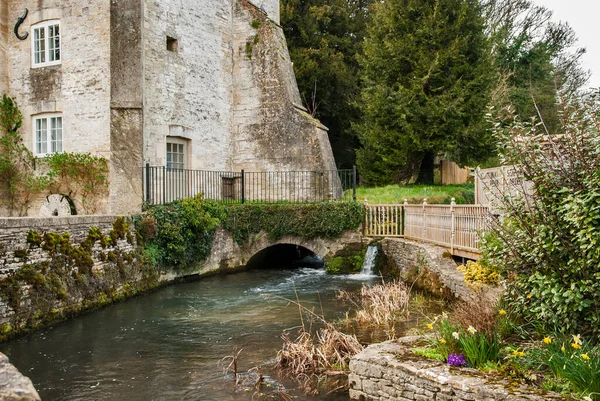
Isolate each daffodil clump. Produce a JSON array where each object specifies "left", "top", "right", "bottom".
[
  {"left": 538, "top": 334, "right": 600, "bottom": 400},
  {"left": 424, "top": 309, "right": 503, "bottom": 368}
]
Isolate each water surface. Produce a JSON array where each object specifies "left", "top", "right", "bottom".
[{"left": 2, "top": 268, "right": 380, "bottom": 401}]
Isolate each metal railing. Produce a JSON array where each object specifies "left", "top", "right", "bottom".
[
  {"left": 143, "top": 164, "right": 357, "bottom": 205},
  {"left": 365, "top": 199, "right": 491, "bottom": 258}
]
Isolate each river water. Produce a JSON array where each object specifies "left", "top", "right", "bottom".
[{"left": 1, "top": 267, "right": 385, "bottom": 401}]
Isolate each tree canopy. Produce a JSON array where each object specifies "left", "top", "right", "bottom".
[{"left": 355, "top": 0, "right": 495, "bottom": 185}]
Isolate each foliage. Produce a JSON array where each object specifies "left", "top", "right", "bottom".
[
  {"left": 0, "top": 95, "right": 50, "bottom": 215},
  {"left": 352, "top": 184, "right": 474, "bottom": 204},
  {"left": 223, "top": 202, "right": 364, "bottom": 245},
  {"left": 355, "top": 0, "right": 494, "bottom": 185},
  {"left": 281, "top": 0, "right": 373, "bottom": 168},
  {"left": 537, "top": 335, "right": 600, "bottom": 399},
  {"left": 413, "top": 347, "right": 445, "bottom": 362},
  {"left": 325, "top": 253, "right": 364, "bottom": 274},
  {"left": 483, "top": 0, "right": 589, "bottom": 134},
  {"left": 44, "top": 152, "right": 109, "bottom": 214},
  {"left": 457, "top": 260, "right": 501, "bottom": 288},
  {"left": 485, "top": 92, "right": 600, "bottom": 338},
  {"left": 140, "top": 195, "right": 224, "bottom": 271}
]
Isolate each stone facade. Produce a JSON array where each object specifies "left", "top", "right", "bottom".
[
  {"left": 1, "top": 0, "right": 337, "bottom": 216},
  {"left": 349, "top": 338, "right": 565, "bottom": 401},
  {"left": 0, "top": 352, "right": 40, "bottom": 401}
]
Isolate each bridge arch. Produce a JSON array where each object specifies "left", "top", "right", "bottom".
[{"left": 244, "top": 243, "right": 324, "bottom": 270}]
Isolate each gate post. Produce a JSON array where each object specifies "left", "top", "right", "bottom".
[
  {"left": 402, "top": 199, "right": 408, "bottom": 236},
  {"left": 145, "top": 163, "right": 150, "bottom": 203},
  {"left": 352, "top": 166, "right": 357, "bottom": 202},
  {"left": 241, "top": 169, "right": 245, "bottom": 204},
  {"left": 450, "top": 197, "right": 456, "bottom": 254},
  {"left": 422, "top": 198, "right": 427, "bottom": 240}
]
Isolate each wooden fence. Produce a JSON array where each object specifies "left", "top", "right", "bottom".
[{"left": 364, "top": 200, "right": 490, "bottom": 259}]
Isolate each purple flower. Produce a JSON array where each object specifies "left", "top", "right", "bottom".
[{"left": 447, "top": 353, "right": 467, "bottom": 367}]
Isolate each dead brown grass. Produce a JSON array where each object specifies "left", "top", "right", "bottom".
[
  {"left": 451, "top": 292, "right": 499, "bottom": 338},
  {"left": 337, "top": 280, "right": 411, "bottom": 328}
]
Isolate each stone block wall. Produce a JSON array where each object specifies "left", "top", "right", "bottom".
[
  {"left": 379, "top": 238, "right": 490, "bottom": 301},
  {"left": 349, "top": 338, "right": 564, "bottom": 401},
  {"left": 0, "top": 352, "right": 40, "bottom": 401},
  {"left": 0, "top": 215, "right": 161, "bottom": 340}
]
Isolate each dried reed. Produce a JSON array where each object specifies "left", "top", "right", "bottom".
[{"left": 338, "top": 280, "right": 411, "bottom": 328}]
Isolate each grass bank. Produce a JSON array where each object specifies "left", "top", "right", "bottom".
[{"left": 350, "top": 184, "right": 474, "bottom": 204}]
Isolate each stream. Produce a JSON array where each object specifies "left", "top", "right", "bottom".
[{"left": 1, "top": 266, "right": 386, "bottom": 401}]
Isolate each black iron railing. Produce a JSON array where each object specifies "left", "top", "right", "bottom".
[{"left": 143, "top": 164, "right": 357, "bottom": 205}]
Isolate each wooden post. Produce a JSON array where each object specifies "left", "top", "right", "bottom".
[
  {"left": 403, "top": 199, "right": 408, "bottom": 236},
  {"left": 364, "top": 199, "right": 369, "bottom": 236},
  {"left": 422, "top": 198, "right": 427, "bottom": 240},
  {"left": 450, "top": 197, "right": 456, "bottom": 255}
]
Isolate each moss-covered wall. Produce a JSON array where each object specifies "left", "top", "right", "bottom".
[{"left": 0, "top": 215, "right": 161, "bottom": 341}]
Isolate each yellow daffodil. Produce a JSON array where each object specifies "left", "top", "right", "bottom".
[
  {"left": 543, "top": 337, "right": 552, "bottom": 344},
  {"left": 512, "top": 350, "right": 526, "bottom": 358},
  {"left": 499, "top": 309, "right": 507, "bottom": 316},
  {"left": 581, "top": 353, "right": 590, "bottom": 360},
  {"left": 571, "top": 343, "right": 581, "bottom": 350},
  {"left": 452, "top": 332, "right": 460, "bottom": 340},
  {"left": 572, "top": 334, "right": 583, "bottom": 345},
  {"left": 467, "top": 326, "right": 477, "bottom": 334},
  {"left": 526, "top": 294, "right": 532, "bottom": 299},
  {"left": 439, "top": 338, "right": 447, "bottom": 344},
  {"left": 427, "top": 323, "right": 434, "bottom": 330},
  {"left": 561, "top": 345, "right": 566, "bottom": 352}
]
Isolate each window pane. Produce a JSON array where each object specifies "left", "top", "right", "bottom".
[
  {"left": 34, "top": 28, "right": 46, "bottom": 64},
  {"left": 36, "top": 118, "right": 47, "bottom": 154},
  {"left": 48, "top": 24, "right": 60, "bottom": 62},
  {"left": 50, "top": 117, "right": 63, "bottom": 153}
]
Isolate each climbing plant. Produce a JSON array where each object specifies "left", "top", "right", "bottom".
[
  {"left": 0, "top": 94, "right": 110, "bottom": 216},
  {"left": 0, "top": 95, "right": 51, "bottom": 215},
  {"left": 44, "top": 152, "right": 110, "bottom": 214}
]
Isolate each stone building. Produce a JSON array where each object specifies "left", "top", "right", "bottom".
[{"left": 0, "top": 0, "right": 337, "bottom": 215}]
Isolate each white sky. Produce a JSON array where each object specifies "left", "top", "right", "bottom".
[{"left": 533, "top": 0, "right": 600, "bottom": 88}]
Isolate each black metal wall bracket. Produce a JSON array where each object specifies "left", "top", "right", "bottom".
[{"left": 14, "top": 9, "right": 29, "bottom": 40}]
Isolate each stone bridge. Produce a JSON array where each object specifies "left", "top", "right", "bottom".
[{"left": 185, "top": 228, "right": 364, "bottom": 277}]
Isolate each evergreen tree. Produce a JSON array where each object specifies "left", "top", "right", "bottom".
[
  {"left": 281, "top": 0, "right": 373, "bottom": 168},
  {"left": 356, "top": 0, "right": 494, "bottom": 185}
]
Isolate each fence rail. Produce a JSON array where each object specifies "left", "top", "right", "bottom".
[
  {"left": 365, "top": 199, "right": 491, "bottom": 258},
  {"left": 142, "top": 165, "right": 356, "bottom": 205}
]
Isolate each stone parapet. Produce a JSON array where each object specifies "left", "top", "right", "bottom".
[
  {"left": 0, "top": 352, "right": 40, "bottom": 401},
  {"left": 349, "top": 337, "right": 564, "bottom": 401}
]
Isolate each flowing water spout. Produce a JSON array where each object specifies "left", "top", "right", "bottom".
[{"left": 360, "top": 245, "right": 378, "bottom": 276}]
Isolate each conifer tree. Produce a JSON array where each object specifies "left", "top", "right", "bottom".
[{"left": 355, "top": 0, "right": 494, "bottom": 185}]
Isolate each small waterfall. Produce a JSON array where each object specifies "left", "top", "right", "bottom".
[{"left": 360, "top": 245, "right": 378, "bottom": 276}]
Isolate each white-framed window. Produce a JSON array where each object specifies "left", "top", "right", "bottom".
[
  {"left": 166, "top": 138, "right": 187, "bottom": 170},
  {"left": 34, "top": 114, "right": 63, "bottom": 156},
  {"left": 31, "top": 20, "right": 61, "bottom": 67}
]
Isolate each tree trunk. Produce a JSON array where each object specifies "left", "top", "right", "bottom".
[{"left": 416, "top": 152, "right": 435, "bottom": 184}]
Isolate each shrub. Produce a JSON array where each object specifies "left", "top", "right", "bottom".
[
  {"left": 485, "top": 92, "right": 600, "bottom": 338},
  {"left": 457, "top": 260, "right": 501, "bottom": 288}
]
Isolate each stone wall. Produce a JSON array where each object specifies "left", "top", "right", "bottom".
[
  {"left": 231, "top": 2, "right": 337, "bottom": 173},
  {"left": 142, "top": 0, "right": 234, "bottom": 171},
  {"left": 0, "top": 215, "right": 161, "bottom": 340},
  {"left": 379, "top": 238, "right": 487, "bottom": 301},
  {"left": 349, "top": 337, "right": 564, "bottom": 401},
  {"left": 0, "top": 352, "right": 40, "bottom": 401},
  {"left": 0, "top": 1, "right": 8, "bottom": 96}
]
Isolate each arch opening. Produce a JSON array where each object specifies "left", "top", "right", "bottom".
[{"left": 245, "top": 244, "right": 324, "bottom": 270}]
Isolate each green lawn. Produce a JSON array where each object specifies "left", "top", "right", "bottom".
[{"left": 351, "top": 184, "right": 475, "bottom": 205}]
